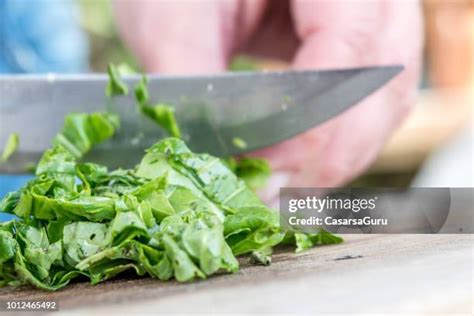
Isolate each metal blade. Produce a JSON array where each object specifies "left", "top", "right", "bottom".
[{"left": 0, "top": 65, "right": 402, "bottom": 172}]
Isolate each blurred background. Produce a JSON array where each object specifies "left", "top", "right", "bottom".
[{"left": 0, "top": 0, "right": 472, "bottom": 195}]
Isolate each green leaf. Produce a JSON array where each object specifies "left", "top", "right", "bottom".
[
  {"left": 15, "top": 224, "right": 63, "bottom": 281},
  {"left": 63, "top": 222, "right": 108, "bottom": 265},
  {"left": 134, "top": 75, "right": 149, "bottom": 106},
  {"left": 160, "top": 234, "right": 205, "bottom": 282},
  {"left": 12, "top": 250, "right": 79, "bottom": 291},
  {"left": 234, "top": 157, "right": 271, "bottom": 190},
  {"left": 232, "top": 137, "right": 247, "bottom": 149},
  {"left": 0, "top": 191, "right": 20, "bottom": 213},
  {"left": 11, "top": 191, "right": 33, "bottom": 219},
  {"left": 89, "top": 261, "right": 145, "bottom": 285},
  {"left": 224, "top": 206, "right": 284, "bottom": 255},
  {"left": 105, "top": 63, "right": 129, "bottom": 96},
  {"left": 131, "top": 176, "right": 176, "bottom": 221},
  {"left": 36, "top": 145, "right": 77, "bottom": 191},
  {"left": 142, "top": 104, "right": 181, "bottom": 138},
  {"left": 53, "top": 112, "right": 119, "bottom": 159},
  {"left": 134, "top": 242, "right": 173, "bottom": 280},
  {"left": 180, "top": 212, "right": 238, "bottom": 275},
  {"left": 36, "top": 146, "right": 76, "bottom": 176},
  {"left": 229, "top": 55, "right": 260, "bottom": 71},
  {"left": 116, "top": 62, "right": 137, "bottom": 75},
  {"left": 138, "top": 138, "right": 264, "bottom": 213},
  {"left": 2, "top": 133, "right": 19, "bottom": 162},
  {"left": 27, "top": 193, "right": 116, "bottom": 222},
  {"left": 293, "top": 230, "right": 344, "bottom": 253},
  {"left": 0, "top": 230, "right": 17, "bottom": 263},
  {"left": 133, "top": 75, "right": 181, "bottom": 138},
  {"left": 150, "top": 211, "right": 238, "bottom": 280},
  {"left": 250, "top": 249, "right": 272, "bottom": 266},
  {"left": 107, "top": 210, "right": 149, "bottom": 246}
]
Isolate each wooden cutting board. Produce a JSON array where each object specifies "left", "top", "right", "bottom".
[{"left": 1, "top": 234, "right": 472, "bottom": 314}]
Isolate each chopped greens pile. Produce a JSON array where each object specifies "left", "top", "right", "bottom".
[{"left": 0, "top": 64, "right": 342, "bottom": 291}]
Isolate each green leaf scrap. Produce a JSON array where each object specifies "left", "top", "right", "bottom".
[
  {"left": 142, "top": 104, "right": 181, "bottom": 138},
  {"left": 232, "top": 137, "right": 247, "bottom": 150},
  {"left": 106, "top": 63, "right": 129, "bottom": 97},
  {"left": 234, "top": 157, "right": 271, "bottom": 190},
  {"left": 53, "top": 112, "right": 120, "bottom": 159},
  {"left": 134, "top": 75, "right": 181, "bottom": 138},
  {"left": 2, "top": 133, "right": 19, "bottom": 162}
]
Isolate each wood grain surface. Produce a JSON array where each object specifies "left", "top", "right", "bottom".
[{"left": 1, "top": 234, "right": 472, "bottom": 315}]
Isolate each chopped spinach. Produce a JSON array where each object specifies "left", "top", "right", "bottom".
[
  {"left": 293, "top": 231, "right": 344, "bottom": 253},
  {"left": 0, "top": 66, "right": 342, "bottom": 291},
  {"left": 53, "top": 112, "right": 120, "bottom": 159},
  {"left": 133, "top": 75, "right": 181, "bottom": 138},
  {"left": 0, "top": 138, "right": 341, "bottom": 290},
  {"left": 232, "top": 137, "right": 247, "bottom": 149},
  {"left": 115, "top": 62, "right": 137, "bottom": 75},
  {"left": 2, "top": 133, "right": 19, "bottom": 162},
  {"left": 140, "top": 104, "right": 181, "bottom": 138},
  {"left": 105, "top": 63, "right": 129, "bottom": 97},
  {"left": 234, "top": 157, "right": 271, "bottom": 190}
]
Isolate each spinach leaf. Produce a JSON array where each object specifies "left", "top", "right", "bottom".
[
  {"left": 138, "top": 138, "right": 264, "bottom": 213},
  {"left": 232, "top": 137, "right": 247, "bottom": 150},
  {"left": 133, "top": 75, "right": 181, "bottom": 138},
  {"left": 151, "top": 210, "right": 238, "bottom": 281},
  {"left": 250, "top": 248, "right": 272, "bottom": 266},
  {"left": 293, "top": 230, "right": 344, "bottom": 253},
  {"left": 224, "top": 206, "right": 284, "bottom": 255},
  {"left": 142, "top": 104, "right": 181, "bottom": 138},
  {"left": 63, "top": 222, "right": 108, "bottom": 265},
  {"left": 0, "top": 228, "right": 17, "bottom": 264},
  {"left": 134, "top": 75, "right": 150, "bottom": 106},
  {"left": 115, "top": 63, "right": 137, "bottom": 75},
  {"left": 2, "top": 133, "right": 19, "bottom": 162},
  {"left": 53, "top": 112, "right": 120, "bottom": 159},
  {"left": 234, "top": 157, "right": 271, "bottom": 190},
  {"left": 229, "top": 55, "right": 260, "bottom": 71},
  {"left": 105, "top": 63, "right": 129, "bottom": 97}
]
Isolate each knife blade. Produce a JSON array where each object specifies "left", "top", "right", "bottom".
[{"left": 0, "top": 65, "right": 402, "bottom": 172}]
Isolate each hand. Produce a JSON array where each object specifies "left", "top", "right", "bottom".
[{"left": 114, "top": 0, "right": 423, "bottom": 203}]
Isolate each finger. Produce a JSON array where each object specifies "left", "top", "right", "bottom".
[
  {"left": 113, "top": 0, "right": 230, "bottom": 74},
  {"left": 292, "top": 0, "right": 422, "bottom": 180},
  {"left": 291, "top": 1, "right": 382, "bottom": 68},
  {"left": 113, "top": 0, "right": 267, "bottom": 74},
  {"left": 291, "top": 0, "right": 422, "bottom": 110},
  {"left": 255, "top": 0, "right": 422, "bottom": 201}
]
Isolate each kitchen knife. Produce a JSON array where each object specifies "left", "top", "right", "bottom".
[{"left": 0, "top": 65, "right": 402, "bottom": 172}]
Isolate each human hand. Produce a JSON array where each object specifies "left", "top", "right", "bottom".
[{"left": 114, "top": 0, "right": 423, "bottom": 203}]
